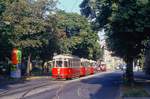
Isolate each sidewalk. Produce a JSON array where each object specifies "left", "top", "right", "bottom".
[
  {"left": 117, "top": 71, "right": 150, "bottom": 99},
  {"left": 145, "top": 86, "right": 150, "bottom": 95},
  {"left": 0, "top": 75, "right": 51, "bottom": 84},
  {"left": 135, "top": 72, "right": 150, "bottom": 95},
  {"left": 2, "top": 76, "right": 51, "bottom": 82}
]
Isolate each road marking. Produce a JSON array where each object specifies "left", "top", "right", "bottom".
[
  {"left": 51, "top": 71, "right": 113, "bottom": 99},
  {"left": 0, "top": 81, "right": 58, "bottom": 97},
  {"left": 55, "top": 85, "right": 63, "bottom": 99},
  {"left": 1, "top": 71, "right": 114, "bottom": 99},
  {"left": 24, "top": 85, "right": 60, "bottom": 97},
  {"left": 77, "top": 87, "right": 81, "bottom": 96},
  {"left": 0, "top": 90, "right": 9, "bottom": 96}
]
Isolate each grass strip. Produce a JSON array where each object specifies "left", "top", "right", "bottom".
[{"left": 122, "top": 86, "right": 150, "bottom": 97}]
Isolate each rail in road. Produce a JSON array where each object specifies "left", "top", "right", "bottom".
[
  {"left": 0, "top": 78, "right": 65, "bottom": 99},
  {"left": 0, "top": 71, "right": 114, "bottom": 99}
]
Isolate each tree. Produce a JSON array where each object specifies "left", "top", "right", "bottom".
[
  {"left": 0, "top": 0, "right": 16, "bottom": 62},
  {"left": 80, "top": 0, "right": 150, "bottom": 83},
  {"left": 107, "top": 0, "right": 150, "bottom": 83},
  {"left": 1, "top": 0, "right": 59, "bottom": 75},
  {"left": 80, "top": 0, "right": 112, "bottom": 30},
  {"left": 55, "top": 11, "right": 102, "bottom": 60}
]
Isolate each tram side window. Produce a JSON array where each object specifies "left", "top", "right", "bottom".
[
  {"left": 56, "top": 61, "right": 63, "bottom": 67},
  {"left": 72, "top": 60, "right": 75, "bottom": 67},
  {"left": 74, "top": 60, "right": 77, "bottom": 67},
  {"left": 53, "top": 61, "right": 55, "bottom": 67},
  {"left": 76, "top": 60, "right": 80, "bottom": 67},
  {"left": 73, "top": 60, "right": 79, "bottom": 68},
  {"left": 77, "top": 61, "right": 80, "bottom": 67},
  {"left": 64, "top": 61, "right": 68, "bottom": 67},
  {"left": 69, "top": 60, "right": 72, "bottom": 68},
  {"left": 71, "top": 60, "right": 74, "bottom": 67}
]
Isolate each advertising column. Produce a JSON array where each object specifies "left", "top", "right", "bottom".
[{"left": 10, "top": 48, "right": 22, "bottom": 78}]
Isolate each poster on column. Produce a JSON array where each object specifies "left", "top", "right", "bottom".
[
  {"left": 10, "top": 48, "right": 22, "bottom": 78},
  {"left": 10, "top": 64, "right": 21, "bottom": 78}
]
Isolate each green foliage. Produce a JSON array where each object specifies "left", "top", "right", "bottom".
[
  {"left": 123, "top": 87, "right": 150, "bottom": 97},
  {"left": 81, "top": 0, "right": 150, "bottom": 55},
  {"left": 80, "top": 0, "right": 112, "bottom": 30},
  {"left": 80, "top": 0, "right": 150, "bottom": 82},
  {"left": 0, "top": 0, "right": 59, "bottom": 62},
  {"left": 80, "top": 0, "right": 149, "bottom": 59},
  {"left": 0, "top": 0, "right": 15, "bottom": 61},
  {"left": 108, "top": 0, "right": 150, "bottom": 60},
  {"left": 55, "top": 11, "right": 102, "bottom": 60},
  {"left": 0, "top": 0, "right": 102, "bottom": 66},
  {"left": 2, "top": 0, "right": 45, "bottom": 48}
]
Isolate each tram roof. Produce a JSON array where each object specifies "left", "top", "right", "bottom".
[
  {"left": 80, "top": 58, "right": 89, "bottom": 62},
  {"left": 89, "top": 60, "right": 96, "bottom": 63},
  {"left": 80, "top": 58, "right": 96, "bottom": 63},
  {"left": 101, "top": 61, "right": 106, "bottom": 64},
  {"left": 53, "top": 54, "right": 80, "bottom": 59}
]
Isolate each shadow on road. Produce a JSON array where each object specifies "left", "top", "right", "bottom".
[
  {"left": 80, "top": 71, "right": 123, "bottom": 99},
  {"left": 0, "top": 77, "right": 27, "bottom": 93}
]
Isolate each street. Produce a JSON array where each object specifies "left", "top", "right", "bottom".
[
  {"left": 0, "top": 0, "right": 149, "bottom": 98},
  {"left": 0, "top": 71, "right": 123, "bottom": 99}
]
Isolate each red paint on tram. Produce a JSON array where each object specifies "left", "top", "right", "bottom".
[
  {"left": 52, "top": 54, "right": 103, "bottom": 80},
  {"left": 80, "top": 67, "right": 86, "bottom": 77}
]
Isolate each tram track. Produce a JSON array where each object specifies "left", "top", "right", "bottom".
[
  {"left": 0, "top": 72, "right": 111, "bottom": 99},
  {"left": 0, "top": 78, "right": 52, "bottom": 95},
  {"left": 19, "top": 82, "right": 61, "bottom": 99},
  {"left": 0, "top": 80, "right": 64, "bottom": 98},
  {"left": 0, "top": 81, "right": 46, "bottom": 95},
  {"left": 0, "top": 77, "right": 79, "bottom": 98},
  {"left": 17, "top": 76, "right": 94, "bottom": 99},
  {"left": 0, "top": 81, "right": 48, "bottom": 96}
]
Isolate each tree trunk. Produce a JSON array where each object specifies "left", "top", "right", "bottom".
[
  {"left": 42, "top": 60, "right": 46, "bottom": 74},
  {"left": 125, "top": 58, "right": 134, "bottom": 85},
  {"left": 144, "top": 47, "right": 150, "bottom": 75},
  {"left": 27, "top": 54, "right": 31, "bottom": 76}
]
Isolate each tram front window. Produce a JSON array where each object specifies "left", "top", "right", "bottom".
[{"left": 56, "top": 61, "right": 63, "bottom": 67}]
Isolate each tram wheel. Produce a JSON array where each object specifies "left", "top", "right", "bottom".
[{"left": 66, "top": 78, "right": 72, "bottom": 80}]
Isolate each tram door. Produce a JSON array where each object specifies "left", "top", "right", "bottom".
[{"left": 47, "top": 61, "right": 53, "bottom": 76}]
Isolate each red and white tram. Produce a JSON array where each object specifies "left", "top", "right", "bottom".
[
  {"left": 52, "top": 54, "right": 99, "bottom": 80},
  {"left": 80, "top": 58, "right": 95, "bottom": 75},
  {"left": 52, "top": 54, "right": 81, "bottom": 79},
  {"left": 80, "top": 58, "right": 88, "bottom": 76},
  {"left": 89, "top": 60, "right": 95, "bottom": 74}
]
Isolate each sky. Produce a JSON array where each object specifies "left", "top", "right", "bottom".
[{"left": 57, "top": 0, "right": 83, "bottom": 14}]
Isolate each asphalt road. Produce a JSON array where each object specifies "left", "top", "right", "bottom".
[
  {"left": 0, "top": 77, "right": 64, "bottom": 99},
  {"left": 24, "top": 71, "right": 123, "bottom": 99}
]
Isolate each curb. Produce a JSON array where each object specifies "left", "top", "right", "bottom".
[
  {"left": 25, "top": 76, "right": 51, "bottom": 80},
  {"left": 116, "top": 86, "right": 122, "bottom": 99}
]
